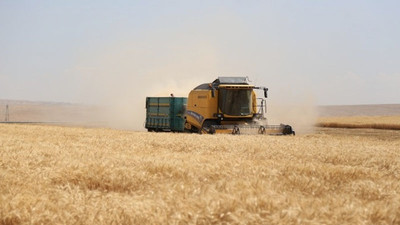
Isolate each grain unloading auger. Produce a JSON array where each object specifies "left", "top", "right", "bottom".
[{"left": 145, "top": 77, "right": 295, "bottom": 135}]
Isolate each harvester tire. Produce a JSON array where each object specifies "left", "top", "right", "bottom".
[
  {"left": 209, "top": 126, "right": 216, "bottom": 134},
  {"left": 258, "top": 126, "right": 266, "bottom": 134},
  {"left": 232, "top": 126, "right": 240, "bottom": 135}
]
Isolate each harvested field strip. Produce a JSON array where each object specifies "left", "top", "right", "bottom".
[
  {"left": 317, "top": 115, "right": 400, "bottom": 130},
  {"left": 316, "top": 122, "right": 400, "bottom": 130}
]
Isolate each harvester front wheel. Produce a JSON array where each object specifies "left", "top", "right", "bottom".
[
  {"left": 201, "top": 120, "right": 218, "bottom": 134},
  {"left": 232, "top": 126, "right": 240, "bottom": 135},
  {"left": 258, "top": 126, "right": 266, "bottom": 134},
  {"left": 209, "top": 126, "right": 216, "bottom": 134}
]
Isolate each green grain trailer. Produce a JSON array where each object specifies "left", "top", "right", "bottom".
[{"left": 145, "top": 97, "right": 187, "bottom": 132}]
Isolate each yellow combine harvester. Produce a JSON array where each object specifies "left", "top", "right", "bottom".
[{"left": 145, "top": 77, "right": 295, "bottom": 135}]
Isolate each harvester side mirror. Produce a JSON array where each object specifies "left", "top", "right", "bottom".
[
  {"left": 264, "top": 88, "right": 268, "bottom": 98},
  {"left": 209, "top": 83, "right": 215, "bottom": 98}
]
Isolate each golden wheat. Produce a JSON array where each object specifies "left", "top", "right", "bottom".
[{"left": 1, "top": 124, "right": 400, "bottom": 224}]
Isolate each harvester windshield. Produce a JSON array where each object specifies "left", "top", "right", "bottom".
[{"left": 219, "top": 88, "right": 252, "bottom": 116}]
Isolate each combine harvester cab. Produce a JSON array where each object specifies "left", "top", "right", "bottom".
[
  {"left": 145, "top": 77, "right": 295, "bottom": 135},
  {"left": 184, "top": 77, "right": 295, "bottom": 135}
]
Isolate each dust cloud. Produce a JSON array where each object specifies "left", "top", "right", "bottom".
[
  {"left": 266, "top": 92, "right": 318, "bottom": 134},
  {"left": 73, "top": 38, "right": 218, "bottom": 130},
  {"left": 71, "top": 39, "right": 318, "bottom": 132},
  {"left": 69, "top": 17, "right": 319, "bottom": 132}
]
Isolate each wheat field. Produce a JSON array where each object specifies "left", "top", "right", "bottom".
[{"left": 1, "top": 124, "right": 400, "bottom": 224}]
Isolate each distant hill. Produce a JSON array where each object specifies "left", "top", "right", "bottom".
[
  {"left": 2, "top": 99, "right": 400, "bottom": 126},
  {"left": 0, "top": 99, "right": 106, "bottom": 126}
]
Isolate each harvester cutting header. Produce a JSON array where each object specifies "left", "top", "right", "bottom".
[{"left": 145, "top": 77, "right": 295, "bottom": 135}]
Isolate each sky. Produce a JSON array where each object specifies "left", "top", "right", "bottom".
[{"left": 1, "top": 0, "right": 399, "bottom": 106}]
